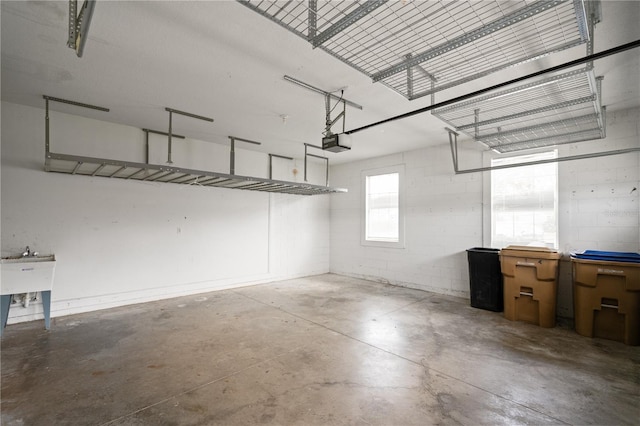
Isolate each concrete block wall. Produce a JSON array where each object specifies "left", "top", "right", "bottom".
[
  {"left": 1, "top": 102, "right": 330, "bottom": 324},
  {"left": 554, "top": 107, "right": 640, "bottom": 318},
  {"left": 330, "top": 143, "right": 485, "bottom": 298},
  {"left": 558, "top": 108, "right": 640, "bottom": 253},
  {"left": 331, "top": 107, "right": 639, "bottom": 319}
]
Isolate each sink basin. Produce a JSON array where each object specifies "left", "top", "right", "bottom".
[{"left": 1, "top": 255, "right": 56, "bottom": 295}]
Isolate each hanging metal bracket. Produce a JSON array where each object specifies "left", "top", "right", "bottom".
[
  {"left": 446, "top": 128, "right": 640, "bottom": 175},
  {"left": 165, "top": 108, "right": 214, "bottom": 164},
  {"left": 446, "top": 128, "right": 460, "bottom": 173},
  {"left": 268, "top": 154, "right": 294, "bottom": 179},
  {"left": 142, "top": 129, "right": 185, "bottom": 164},
  {"left": 67, "top": 0, "right": 97, "bottom": 57},
  {"left": 310, "top": 0, "right": 388, "bottom": 48},
  {"left": 228, "top": 136, "right": 261, "bottom": 175},
  {"left": 43, "top": 95, "right": 109, "bottom": 163},
  {"left": 324, "top": 93, "right": 347, "bottom": 137},
  {"left": 307, "top": 0, "right": 317, "bottom": 40},
  {"left": 584, "top": 0, "right": 602, "bottom": 64},
  {"left": 283, "top": 75, "right": 363, "bottom": 110},
  {"left": 406, "top": 53, "right": 437, "bottom": 101},
  {"left": 304, "top": 143, "right": 329, "bottom": 186},
  {"left": 282, "top": 75, "right": 358, "bottom": 151}
]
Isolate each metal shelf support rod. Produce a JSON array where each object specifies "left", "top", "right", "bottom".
[
  {"left": 164, "top": 108, "right": 214, "bottom": 122},
  {"left": 143, "top": 128, "right": 185, "bottom": 164},
  {"left": 455, "top": 147, "right": 640, "bottom": 174},
  {"left": 142, "top": 129, "right": 186, "bottom": 138},
  {"left": 228, "top": 136, "right": 262, "bottom": 175},
  {"left": 447, "top": 128, "right": 460, "bottom": 172},
  {"left": 308, "top": 0, "right": 317, "bottom": 40},
  {"left": 311, "top": 0, "right": 388, "bottom": 48},
  {"left": 42, "top": 95, "right": 109, "bottom": 112},
  {"left": 303, "top": 143, "right": 323, "bottom": 183},
  {"left": 167, "top": 110, "right": 173, "bottom": 164},
  {"left": 595, "top": 76, "right": 605, "bottom": 136},
  {"left": 43, "top": 94, "right": 109, "bottom": 163},
  {"left": 67, "top": 0, "right": 96, "bottom": 58},
  {"left": 305, "top": 153, "right": 329, "bottom": 187},
  {"left": 165, "top": 107, "right": 214, "bottom": 165},
  {"left": 447, "top": 127, "right": 639, "bottom": 174},
  {"left": 269, "top": 154, "right": 294, "bottom": 179},
  {"left": 45, "top": 97, "right": 50, "bottom": 158},
  {"left": 283, "top": 75, "right": 363, "bottom": 110}
]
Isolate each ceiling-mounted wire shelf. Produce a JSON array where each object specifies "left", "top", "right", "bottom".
[
  {"left": 42, "top": 96, "right": 346, "bottom": 196},
  {"left": 238, "top": 0, "right": 589, "bottom": 100},
  {"left": 44, "top": 153, "right": 345, "bottom": 196},
  {"left": 432, "top": 66, "right": 605, "bottom": 153}
]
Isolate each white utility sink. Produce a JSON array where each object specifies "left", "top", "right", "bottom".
[
  {"left": 1, "top": 255, "right": 56, "bottom": 336},
  {"left": 1, "top": 255, "right": 56, "bottom": 294}
]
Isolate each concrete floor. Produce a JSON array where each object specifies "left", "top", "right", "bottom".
[{"left": 1, "top": 274, "right": 639, "bottom": 425}]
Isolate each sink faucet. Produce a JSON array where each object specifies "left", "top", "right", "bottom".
[{"left": 21, "top": 246, "right": 38, "bottom": 257}]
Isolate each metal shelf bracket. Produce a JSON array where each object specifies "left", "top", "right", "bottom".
[
  {"left": 228, "top": 136, "right": 261, "bottom": 175},
  {"left": 446, "top": 128, "right": 639, "bottom": 175},
  {"left": 304, "top": 143, "right": 329, "bottom": 186},
  {"left": 268, "top": 154, "right": 294, "bottom": 180},
  {"left": 310, "top": 0, "right": 388, "bottom": 48},
  {"left": 165, "top": 107, "right": 214, "bottom": 165},
  {"left": 67, "top": 0, "right": 96, "bottom": 57}
]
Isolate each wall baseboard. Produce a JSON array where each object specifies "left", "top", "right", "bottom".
[
  {"left": 330, "top": 270, "right": 471, "bottom": 300},
  {"left": 4, "top": 269, "right": 328, "bottom": 326}
]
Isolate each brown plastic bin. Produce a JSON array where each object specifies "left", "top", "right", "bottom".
[
  {"left": 500, "top": 246, "right": 561, "bottom": 328},
  {"left": 572, "top": 257, "right": 640, "bottom": 345}
]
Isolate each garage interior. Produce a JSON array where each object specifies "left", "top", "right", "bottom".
[{"left": 1, "top": 0, "right": 639, "bottom": 424}]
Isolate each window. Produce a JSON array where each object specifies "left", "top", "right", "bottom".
[
  {"left": 367, "top": 173, "right": 399, "bottom": 241},
  {"left": 491, "top": 151, "right": 558, "bottom": 249},
  {"left": 362, "top": 165, "right": 404, "bottom": 248}
]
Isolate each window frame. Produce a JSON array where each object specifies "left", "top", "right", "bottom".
[{"left": 361, "top": 164, "right": 405, "bottom": 249}]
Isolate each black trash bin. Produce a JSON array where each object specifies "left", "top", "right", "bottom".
[{"left": 466, "top": 248, "right": 503, "bottom": 312}]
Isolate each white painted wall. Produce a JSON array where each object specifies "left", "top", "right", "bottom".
[
  {"left": 330, "top": 107, "right": 640, "bottom": 319},
  {"left": 1, "top": 102, "right": 330, "bottom": 324},
  {"left": 3, "top": 101, "right": 637, "bottom": 326},
  {"left": 330, "top": 143, "right": 484, "bottom": 298},
  {"left": 554, "top": 107, "right": 640, "bottom": 317},
  {"left": 557, "top": 108, "right": 640, "bottom": 253}
]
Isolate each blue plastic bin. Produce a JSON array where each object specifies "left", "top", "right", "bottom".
[{"left": 571, "top": 250, "right": 640, "bottom": 263}]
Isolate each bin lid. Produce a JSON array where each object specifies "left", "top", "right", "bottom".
[
  {"left": 466, "top": 247, "right": 500, "bottom": 253},
  {"left": 570, "top": 250, "right": 640, "bottom": 263},
  {"left": 500, "top": 245, "right": 560, "bottom": 259}
]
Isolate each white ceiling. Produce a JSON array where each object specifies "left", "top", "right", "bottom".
[{"left": 2, "top": 1, "right": 639, "bottom": 165}]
